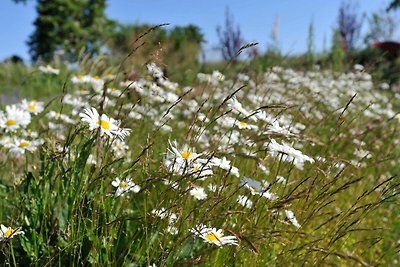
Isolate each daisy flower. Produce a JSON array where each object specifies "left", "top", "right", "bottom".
[
  {"left": 107, "top": 87, "right": 122, "bottom": 97},
  {"left": 79, "top": 107, "right": 131, "bottom": 140},
  {"left": 111, "top": 177, "right": 140, "bottom": 197},
  {"left": 46, "top": 111, "right": 76, "bottom": 124},
  {"left": 147, "top": 63, "right": 164, "bottom": 79},
  {"left": 264, "top": 121, "right": 292, "bottom": 136},
  {"left": 111, "top": 139, "right": 129, "bottom": 157},
  {"left": 0, "top": 105, "right": 31, "bottom": 132},
  {"left": 151, "top": 208, "right": 168, "bottom": 219},
  {"left": 189, "top": 186, "right": 207, "bottom": 200},
  {"left": 190, "top": 162, "right": 214, "bottom": 179},
  {"left": 237, "top": 195, "right": 253, "bottom": 208},
  {"left": 210, "top": 157, "right": 240, "bottom": 177},
  {"left": 168, "top": 140, "right": 200, "bottom": 162},
  {"left": 236, "top": 120, "right": 258, "bottom": 130},
  {"left": 20, "top": 99, "right": 44, "bottom": 114},
  {"left": 0, "top": 224, "right": 24, "bottom": 241},
  {"left": 285, "top": 210, "right": 301, "bottom": 228},
  {"left": 227, "top": 96, "right": 256, "bottom": 121},
  {"left": 267, "top": 139, "right": 314, "bottom": 170},
  {"left": 71, "top": 74, "right": 91, "bottom": 84},
  {"left": 167, "top": 225, "right": 178, "bottom": 235},
  {"left": 190, "top": 224, "right": 239, "bottom": 247},
  {"left": 8, "top": 138, "right": 43, "bottom": 155},
  {"left": 38, "top": 65, "right": 60, "bottom": 75},
  {"left": 0, "top": 135, "right": 13, "bottom": 146},
  {"left": 240, "top": 176, "right": 277, "bottom": 200}
]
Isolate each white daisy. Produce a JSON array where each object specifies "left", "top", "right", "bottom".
[
  {"left": 46, "top": 111, "right": 76, "bottom": 124},
  {"left": 237, "top": 195, "right": 253, "bottom": 208},
  {"left": 20, "top": 99, "right": 44, "bottom": 114},
  {"left": 147, "top": 63, "right": 164, "bottom": 79},
  {"left": 38, "top": 65, "right": 60, "bottom": 75},
  {"left": 227, "top": 96, "right": 256, "bottom": 120},
  {"left": 167, "top": 225, "right": 178, "bottom": 235},
  {"left": 240, "top": 176, "right": 277, "bottom": 200},
  {"left": 0, "top": 224, "right": 24, "bottom": 240},
  {"left": 236, "top": 120, "right": 258, "bottom": 130},
  {"left": 111, "top": 139, "right": 129, "bottom": 157},
  {"left": 168, "top": 140, "right": 200, "bottom": 162},
  {"left": 8, "top": 138, "right": 43, "bottom": 155},
  {"left": 151, "top": 208, "right": 168, "bottom": 219},
  {"left": 190, "top": 224, "right": 239, "bottom": 247},
  {"left": 189, "top": 186, "right": 207, "bottom": 200},
  {"left": 79, "top": 107, "right": 131, "bottom": 140},
  {"left": 285, "top": 210, "right": 301, "bottom": 228},
  {"left": 0, "top": 105, "right": 31, "bottom": 132},
  {"left": 111, "top": 177, "right": 140, "bottom": 197},
  {"left": 267, "top": 139, "right": 314, "bottom": 170},
  {"left": 210, "top": 157, "right": 240, "bottom": 177}
]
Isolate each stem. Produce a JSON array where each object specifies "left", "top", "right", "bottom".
[{"left": 10, "top": 242, "right": 17, "bottom": 267}]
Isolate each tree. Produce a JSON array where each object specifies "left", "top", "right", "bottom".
[
  {"left": 364, "top": 9, "right": 397, "bottom": 44},
  {"left": 15, "top": 0, "right": 114, "bottom": 62},
  {"left": 337, "top": 1, "right": 363, "bottom": 52},
  {"left": 169, "top": 25, "right": 204, "bottom": 50},
  {"left": 107, "top": 23, "right": 168, "bottom": 58},
  {"left": 216, "top": 8, "right": 245, "bottom": 62},
  {"left": 107, "top": 23, "right": 204, "bottom": 81},
  {"left": 387, "top": 0, "right": 400, "bottom": 11},
  {"left": 330, "top": 30, "right": 346, "bottom": 72},
  {"left": 306, "top": 19, "right": 315, "bottom": 66},
  {"left": 107, "top": 23, "right": 203, "bottom": 64}
]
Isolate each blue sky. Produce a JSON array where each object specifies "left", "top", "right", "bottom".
[{"left": 0, "top": 0, "right": 396, "bottom": 61}]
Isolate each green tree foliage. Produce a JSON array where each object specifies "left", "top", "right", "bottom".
[
  {"left": 330, "top": 30, "right": 345, "bottom": 72},
  {"left": 387, "top": 0, "right": 400, "bottom": 11},
  {"left": 107, "top": 23, "right": 204, "bottom": 81},
  {"left": 364, "top": 10, "right": 397, "bottom": 44},
  {"left": 306, "top": 20, "right": 315, "bottom": 66},
  {"left": 23, "top": 0, "right": 114, "bottom": 62},
  {"left": 107, "top": 24, "right": 168, "bottom": 61}
]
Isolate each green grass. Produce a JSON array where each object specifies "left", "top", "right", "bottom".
[{"left": 0, "top": 59, "right": 399, "bottom": 266}]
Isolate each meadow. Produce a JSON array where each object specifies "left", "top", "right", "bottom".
[{"left": 0, "top": 56, "right": 399, "bottom": 266}]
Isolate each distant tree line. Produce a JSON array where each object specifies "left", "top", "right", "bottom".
[{"left": 11, "top": 0, "right": 400, "bottom": 86}]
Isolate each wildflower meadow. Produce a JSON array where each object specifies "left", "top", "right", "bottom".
[{"left": 0, "top": 57, "right": 399, "bottom": 266}]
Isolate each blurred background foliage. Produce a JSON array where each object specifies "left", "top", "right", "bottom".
[{"left": 4, "top": 0, "right": 400, "bottom": 87}]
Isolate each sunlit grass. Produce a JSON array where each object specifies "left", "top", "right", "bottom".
[{"left": 0, "top": 60, "right": 399, "bottom": 266}]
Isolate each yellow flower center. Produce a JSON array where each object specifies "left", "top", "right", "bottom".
[
  {"left": 239, "top": 121, "right": 247, "bottom": 127},
  {"left": 78, "top": 75, "right": 84, "bottom": 80},
  {"left": 6, "top": 119, "right": 16, "bottom": 126},
  {"left": 97, "top": 119, "right": 110, "bottom": 130},
  {"left": 205, "top": 233, "right": 220, "bottom": 242},
  {"left": 4, "top": 228, "right": 15, "bottom": 238},
  {"left": 120, "top": 181, "right": 128, "bottom": 188},
  {"left": 94, "top": 75, "right": 100, "bottom": 79},
  {"left": 251, "top": 187, "right": 257, "bottom": 193},
  {"left": 181, "top": 150, "right": 192, "bottom": 160},
  {"left": 193, "top": 166, "right": 199, "bottom": 172},
  {"left": 111, "top": 87, "right": 117, "bottom": 92},
  {"left": 19, "top": 141, "right": 30, "bottom": 148},
  {"left": 28, "top": 104, "right": 36, "bottom": 111}
]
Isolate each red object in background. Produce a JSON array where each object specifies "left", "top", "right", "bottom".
[{"left": 372, "top": 40, "right": 400, "bottom": 57}]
